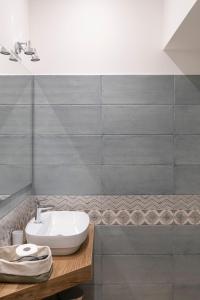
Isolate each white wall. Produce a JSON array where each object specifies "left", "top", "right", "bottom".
[
  {"left": 0, "top": 0, "right": 29, "bottom": 50},
  {"left": 0, "top": 0, "right": 30, "bottom": 74},
  {"left": 1, "top": 0, "right": 198, "bottom": 74},
  {"left": 163, "top": 0, "right": 197, "bottom": 48},
  {"left": 28, "top": 0, "right": 181, "bottom": 74},
  {"left": 0, "top": 53, "right": 30, "bottom": 75}
]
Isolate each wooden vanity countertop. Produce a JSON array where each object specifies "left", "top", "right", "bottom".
[{"left": 0, "top": 224, "right": 94, "bottom": 300}]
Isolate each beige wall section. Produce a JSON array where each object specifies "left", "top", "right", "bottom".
[
  {"left": 28, "top": 0, "right": 182, "bottom": 75},
  {"left": 163, "top": 0, "right": 200, "bottom": 74},
  {"left": 164, "top": 0, "right": 200, "bottom": 50},
  {"left": 163, "top": 0, "right": 197, "bottom": 48}
]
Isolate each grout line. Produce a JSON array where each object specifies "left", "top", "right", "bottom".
[
  {"left": 2, "top": 133, "right": 200, "bottom": 136},
  {"left": 30, "top": 103, "right": 200, "bottom": 106},
  {"left": 172, "top": 75, "right": 176, "bottom": 194},
  {"left": 0, "top": 104, "right": 34, "bottom": 106},
  {"left": 25, "top": 134, "right": 177, "bottom": 136},
  {"left": 100, "top": 75, "right": 104, "bottom": 194},
  {"left": 0, "top": 163, "right": 32, "bottom": 166},
  {"left": 33, "top": 163, "right": 175, "bottom": 167},
  {"left": 97, "top": 253, "right": 178, "bottom": 256},
  {"left": 172, "top": 253, "right": 175, "bottom": 300},
  {"left": 32, "top": 77, "right": 35, "bottom": 196},
  {"left": 3, "top": 102, "right": 200, "bottom": 106},
  {"left": 3, "top": 103, "right": 200, "bottom": 106},
  {"left": 32, "top": 103, "right": 175, "bottom": 106},
  {"left": 2, "top": 103, "right": 198, "bottom": 106}
]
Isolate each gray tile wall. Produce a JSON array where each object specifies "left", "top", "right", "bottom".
[
  {"left": 0, "top": 188, "right": 34, "bottom": 245},
  {"left": 0, "top": 76, "right": 33, "bottom": 195},
  {"left": 80, "top": 225, "right": 200, "bottom": 300},
  {"left": 34, "top": 75, "right": 200, "bottom": 195},
  {"left": 34, "top": 75, "right": 200, "bottom": 299}
]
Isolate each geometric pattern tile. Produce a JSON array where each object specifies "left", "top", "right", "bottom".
[
  {"left": 87, "top": 210, "right": 200, "bottom": 225},
  {"left": 35, "top": 195, "right": 200, "bottom": 210},
  {"left": 35, "top": 195, "right": 200, "bottom": 225},
  {"left": 4, "top": 194, "right": 200, "bottom": 245}
]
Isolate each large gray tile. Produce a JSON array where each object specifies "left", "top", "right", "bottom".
[
  {"left": 102, "top": 255, "right": 173, "bottom": 284},
  {"left": 175, "top": 135, "right": 200, "bottom": 164},
  {"left": 175, "top": 75, "right": 200, "bottom": 104},
  {"left": 0, "top": 105, "right": 32, "bottom": 135},
  {"left": 0, "top": 165, "right": 31, "bottom": 194},
  {"left": 102, "top": 75, "right": 173, "bottom": 104},
  {"left": 35, "top": 105, "right": 101, "bottom": 134},
  {"left": 103, "top": 284, "right": 172, "bottom": 300},
  {"left": 0, "top": 135, "right": 32, "bottom": 165},
  {"left": 174, "top": 285, "right": 200, "bottom": 300},
  {"left": 34, "top": 165, "right": 101, "bottom": 195},
  {"left": 93, "top": 255, "right": 102, "bottom": 285},
  {"left": 103, "top": 105, "right": 173, "bottom": 134},
  {"left": 175, "top": 166, "right": 200, "bottom": 194},
  {"left": 103, "top": 135, "right": 173, "bottom": 165},
  {"left": 97, "top": 226, "right": 173, "bottom": 255},
  {"left": 174, "top": 255, "right": 200, "bottom": 284},
  {"left": 81, "top": 255, "right": 102, "bottom": 285},
  {"left": 175, "top": 106, "right": 200, "bottom": 134},
  {"left": 0, "top": 187, "right": 31, "bottom": 221},
  {"left": 173, "top": 226, "right": 200, "bottom": 254},
  {"left": 35, "top": 76, "right": 101, "bottom": 104},
  {"left": 102, "top": 165, "right": 173, "bottom": 194},
  {"left": 94, "top": 226, "right": 102, "bottom": 255},
  {"left": 35, "top": 135, "right": 102, "bottom": 165},
  {"left": 0, "top": 75, "right": 33, "bottom": 105}
]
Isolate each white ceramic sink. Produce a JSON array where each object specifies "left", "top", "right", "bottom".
[{"left": 25, "top": 211, "right": 90, "bottom": 255}]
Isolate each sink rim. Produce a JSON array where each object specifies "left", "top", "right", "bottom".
[{"left": 25, "top": 210, "right": 90, "bottom": 238}]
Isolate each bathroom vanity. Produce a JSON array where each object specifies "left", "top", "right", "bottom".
[{"left": 0, "top": 224, "right": 94, "bottom": 300}]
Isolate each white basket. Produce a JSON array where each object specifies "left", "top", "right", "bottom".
[{"left": 0, "top": 245, "right": 52, "bottom": 283}]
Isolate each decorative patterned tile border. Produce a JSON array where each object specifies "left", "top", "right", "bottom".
[
  {"left": 87, "top": 210, "right": 200, "bottom": 225},
  {"left": 2, "top": 195, "right": 200, "bottom": 234},
  {"left": 0, "top": 195, "right": 35, "bottom": 246},
  {"left": 35, "top": 195, "right": 200, "bottom": 225}
]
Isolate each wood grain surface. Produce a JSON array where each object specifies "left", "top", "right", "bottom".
[{"left": 0, "top": 224, "right": 94, "bottom": 300}]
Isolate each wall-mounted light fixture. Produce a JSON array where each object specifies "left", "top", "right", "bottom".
[
  {"left": 0, "top": 41, "right": 40, "bottom": 62},
  {"left": 0, "top": 46, "right": 10, "bottom": 55},
  {"left": 9, "top": 52, "right": 19, "bottom": 62}
]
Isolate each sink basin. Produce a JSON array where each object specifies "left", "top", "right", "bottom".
[{"left": 25, "top": 211, "right": 90, "bottom": 255}]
